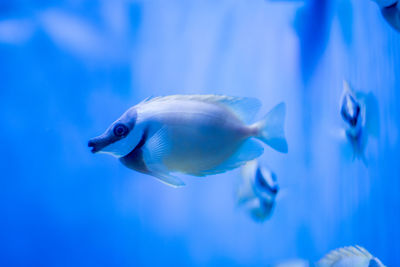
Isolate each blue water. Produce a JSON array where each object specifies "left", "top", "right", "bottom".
[{"left": 1, "top": 0, "right": 399, "bottom": 266}]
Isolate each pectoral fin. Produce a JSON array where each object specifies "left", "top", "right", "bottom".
[
  {"left": 142, "top": 126, "right": 170, "bottom": 166},
  {"left": 141, "top": 126, "right": 185, "bottom": 187}
]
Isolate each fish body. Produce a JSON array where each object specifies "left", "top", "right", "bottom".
[
  {"left": 237, "top": 160, "right": 279, "bottom": 221},
  {"left": 132, "top": 99, "right": 249, "bottom": 175},
  {"left": 89, "top": 95, "right": 287, "bottom": 187},
  {"left": 316, "top": 246, "right": 385, "bottom": 267},
  {"left": 373, "top": 0, "right": 400, "bottom": 32}
]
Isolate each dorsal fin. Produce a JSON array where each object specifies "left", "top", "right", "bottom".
[
  {"left": 140, "top": 94, "right": 261, "bottom": 123},
  {"left": 317, "top": 246, "right": 372, "bottom": 266}
]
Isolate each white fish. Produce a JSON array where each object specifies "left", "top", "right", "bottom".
[
  {"left": 316, "top": 245, "right": 385, "bottom": 267},
  {"left": 273, "top": 246, "right": 384, "bottom": 267},
  {"left": 372, "top": 0, "right": 400, "bottom": 32},
  {"left": 237, "top": 160, "right": 279, "bottom": 221},
  {"left": 89, "top": 95, "right": 288, "bottom": 187}
]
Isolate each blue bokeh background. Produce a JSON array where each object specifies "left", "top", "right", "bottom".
[{"left": 1, "top": 0, "right": 399, "bottom": 266}]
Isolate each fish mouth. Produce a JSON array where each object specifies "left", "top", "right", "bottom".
[
  {"left": 88, "top": 140, "right": 99, "bottom": 153},
  {"left": 88, "top": 136, "right": 108, "bottom": 153},
  {"left": 268, "top": 184, "right": 279, "bottom": 195}
]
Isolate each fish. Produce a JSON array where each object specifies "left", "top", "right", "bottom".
[
  {"left": 372, "top": 0, "right": 400, "bottom": 32},
  {"left": 237, "top": 160, "right": 279, "bottom": 221},
  {"left": 88, "top": 95, "right": 288, "bottom": 187},
  {"left": 294, "top": 0, "right": 332, "bottom": 84},
  {"left": 340, "top": 81, "right": 380, "bottom": 164},
  {"left": 273, "top": 246, "right": 385, "bottom": 267},
  {"left": 316, "top": 245, "right": 386, "bottom": 267},
  {"left": 268, "top": 0, "right": 353, "bottom": 83}
]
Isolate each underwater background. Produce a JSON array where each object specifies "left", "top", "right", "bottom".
[{"left": 1, "top": 0, "right": 399, "bottom": 266}]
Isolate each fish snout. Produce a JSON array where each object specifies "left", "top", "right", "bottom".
[
  {"left": 88, "top": 136, "right": 107, "bottom": 153},
  {"left": 88, "top": 139, "right": 99, "bottom": 153}
]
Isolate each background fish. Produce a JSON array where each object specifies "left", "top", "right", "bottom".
[
  {"left": 271, "top": 0, "right": 353, "bottom": 83},
  {"left": 237, "top": 160, "right": 279, "bottom": 221},
  {"left": 340, "top": 81, "right": 380, "bottom": 164},
  {"left": 316, "top": 245, "right": 385, "bottom": 267},
  {"left": 273, "top": 246, "right": 385, "bottom": 267},
  {"left": 373, "top": 0, "right": 400, "bottom": 31},
  {"left": 89, "top": 95, "right": 287, "bottom": 187}
]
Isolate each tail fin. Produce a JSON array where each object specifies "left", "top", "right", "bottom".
[{"left": 254, "top": 102, "right": 288, "bottom": 153}]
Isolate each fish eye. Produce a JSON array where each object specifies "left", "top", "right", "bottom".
[{"left": 113, "top": 123, "right": 129, "bottom": 137}]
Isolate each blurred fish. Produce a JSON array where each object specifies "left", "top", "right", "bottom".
[
  {"left": 341, "top": 86, "right": 361, "bottom": 129},
  {"left": 294, "top": 0, "right": 332, "bottom": 83},
  {"left": 273, "top": 246, "right": 385, "bottom": 267},
  {"left": 237, "top": 160, "right": 279, "bottom": 221},
  {"left": 373, "top": 0, "right": 400, "bottom": 31},
  {"left": 340, "top": 81, "right": 380, "bottom": 164},
  {"left": 89, "top": 95, "right": 288, "bottom": 187},
  {"left": 270, "top": 0, "right": 352, "bottom": 83},
  {"left": 316, "top": 245, "right": 385, "bottom": 267}
]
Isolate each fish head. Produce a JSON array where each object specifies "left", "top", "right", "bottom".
[
  {"left": 88, "top": 107, "right": 144, "bottom": 157},
  {"left": 253, "top": 165, "right": 279, "bottom": 201},
  {"left": 341, "top": 89, "right": 361, "bottom": 128}
]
